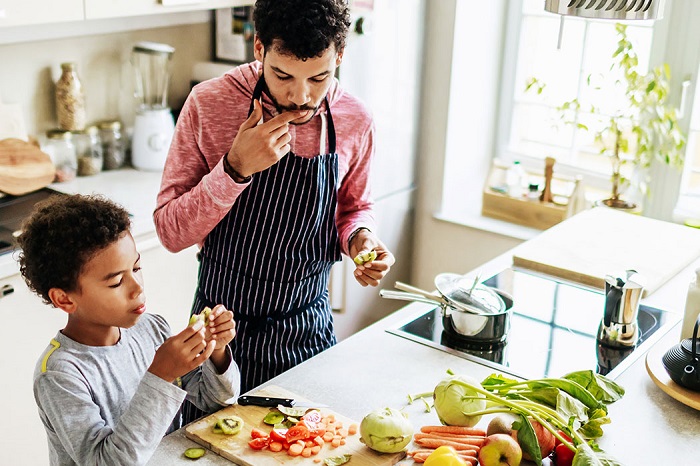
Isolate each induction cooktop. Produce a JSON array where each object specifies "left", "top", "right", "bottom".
[{"left": 386, "top": 268, "right": 681, "bottom": 380}]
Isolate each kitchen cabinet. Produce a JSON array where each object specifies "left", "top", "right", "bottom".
[
  {"left": 84, "top": 0, "right": 250, "bottom": 21},
  {"left": 0, "top": 0, "right": 83, "bottom": 28},
  {"left": 0, "top": 239, "right": 198, "bottom": 466}
]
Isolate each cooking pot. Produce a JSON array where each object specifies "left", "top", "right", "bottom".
[
  {"left": 662, "top": 314, "right": 700, "bottom": 391},
  {"left": 380, "top": 273, "right": 513, "bottom": 343}
]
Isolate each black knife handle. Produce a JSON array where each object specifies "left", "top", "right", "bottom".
[{"left": 237, "top": 395, "right": 294, "bottom": 407}]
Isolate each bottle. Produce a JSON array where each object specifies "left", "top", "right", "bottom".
[
  {"left": 506, "top": 160, "right": 525, "bottom": 198},
  {"left": 526, "top": 182, "right": 541, "bottom": 201},
  {"left": 55, "top": 62, "right": 87, "bottom": 131},
  {"left": 681, "top": 268, "right": 700, "bottom": 340},
  {"left": 98, "top": 120, "right": 125, "bottom": 170},
  {"left": 45, "top": 129, "right": 78, "bottom": 182},
  {"left": 73, "top": 125, "right": 103, "bottom": 176}
]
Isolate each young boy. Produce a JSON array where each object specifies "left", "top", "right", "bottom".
[{"left": 17, "top": 194, "right": 241, "bottom": 465}]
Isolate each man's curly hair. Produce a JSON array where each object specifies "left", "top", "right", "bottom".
[
  {"left": 16, "top": 194, "right": 131, "bottom": 305},
  {"left": 253, "top": 0, "right": 351, "bottom": 59}
]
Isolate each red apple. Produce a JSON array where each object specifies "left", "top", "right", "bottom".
[
  {"left": 478, "top": 433, "right": 523, "bottom": 466},
  {"left": 511, "top": 419, "right": 556, "bottom": 461}
]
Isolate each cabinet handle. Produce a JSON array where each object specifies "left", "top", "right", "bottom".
[{"left": 1, "top": 284, "right": 14, "bottom": 297}]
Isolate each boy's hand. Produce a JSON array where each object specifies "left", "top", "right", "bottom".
[
  {"left": 148, "top": 320, "right": 216, "bottom": 383},
  {"left": 206, "top": 304, "right": 236, "bottom": 350},
  {"left": 205, "top": 304, "right": 236, "bottom": 373}
]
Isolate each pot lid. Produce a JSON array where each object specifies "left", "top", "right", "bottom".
[{"left": 434, "top": 273, "right": 506, "bottom": 315}]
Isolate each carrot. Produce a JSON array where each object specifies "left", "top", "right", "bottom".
[
  {"left": 331, "top": 437, "right": 341, "bottom": 448},
  {"left": 414, "top": 438, "right": 479, "bottom": 452},
  {"left": 340, "top": 439, "right": 346, "bottom": 446},
  {"left": 415, "top": 432, "right": 486, "bottom": 440},
  {"left": 407, "top": 449, "right": 439, "bottom": 456},
  {"left": 414, "top": 433, "right": 486, "bottom": 447},
  {"left": 288, "top": 443, "right": 304, "bottom": 456},
  {"left": 269, "top": 441, "right": 283, "bottom": 452},
  {"left": 311, "top": 445, "right": 321, "bottom": 455},
  {"left": 313, "top": 459, "right": 322, "bottom": 463},
  {"left": 335, "top": 421, "right": 343, "bottom": 430},
  {"left": 301, "top": 447, "right": 313, "bottom": 457},
  {"left": 420, "top": 426, "right": 486, "bottom": 436},
  {"left": 326, "top": 414, "right": 336, "bottom": 423},
  {"left": 347, "top": 423, "right": 358, "bottom": 435},
  {"left": 322, "top": 432, "right": 334, "bottom": 442},
  {"left": 337, "top": 428, "right": 348, "bottom": 438},
  {"left": 313, "top": 436, "right": 325, "bottom": 447},
  {"left": 305, "top": 440, "right": 315, "bottom": 448}
]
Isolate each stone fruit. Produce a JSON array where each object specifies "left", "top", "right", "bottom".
[
  {"left": 478, "top": 433, "right": 522, "bottom": 466},
  {"left": 511, "top": 418, "right": 555, "bottom": 461},
  {"left": 487, "top": 413, "right": 518, "bottom": 436}
]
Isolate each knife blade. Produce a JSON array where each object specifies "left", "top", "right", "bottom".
[{"left": 237, "top": 395, "right": 328, "bottom": 408}]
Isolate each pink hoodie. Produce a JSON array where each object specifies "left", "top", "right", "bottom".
[{"left": 154, "top": 62, "right": 375, "bottom": 255}]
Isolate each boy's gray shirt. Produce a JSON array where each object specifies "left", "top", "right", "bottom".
[{"left": 33, "top": 313, "right": 241, "bottom": 466}]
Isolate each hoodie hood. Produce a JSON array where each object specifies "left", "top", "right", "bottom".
[{"left": 224, "top": 61, "right": 344, "bottom": 117}]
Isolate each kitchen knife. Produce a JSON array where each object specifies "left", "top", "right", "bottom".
[{"left": 237, "top": 395, "right": 328, "bottom": 408}]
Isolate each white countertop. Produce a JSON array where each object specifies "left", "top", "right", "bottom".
[{"left": 0, "top": 169, "right": 164, "bottom": 278}]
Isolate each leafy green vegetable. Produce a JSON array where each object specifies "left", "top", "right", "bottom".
[
  {"left": 513, "top": 414, "right": 543, "bottom": 466},
  {"left": 433, "top": 374, "right": 487, "bottom": 426},
  {"left": 572, "top": 443, "right": 624, "bottom": 466},
  {"left": 324, "top": 454, "right": 352, "bottom": 466},
  {"left": 564, "top": 370, "right": 625, "bottom": 404}
]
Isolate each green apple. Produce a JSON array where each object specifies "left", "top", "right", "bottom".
[{"left": 478, "top": 433, "right": 522, "bottom": 466}]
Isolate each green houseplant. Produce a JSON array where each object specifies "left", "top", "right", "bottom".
[{"left": 526, "top": 23, "right": 686, "bottom": 209}]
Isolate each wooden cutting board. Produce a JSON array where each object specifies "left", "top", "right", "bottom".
[
  {"left": 0, "top": 138, "right": 55, "bottom": 195},
  {"left": 512, "top": 207, "right": 700, "bottom": 297},
  {"left": 185, "top": 385, "right": 405, "bottom": 466},
  {"left": 645, "top": 341, "right": 700, "bottom": 410}
]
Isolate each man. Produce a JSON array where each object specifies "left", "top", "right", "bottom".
[{"left": 154, "top": 0, "right": 394, "bottom": 406}]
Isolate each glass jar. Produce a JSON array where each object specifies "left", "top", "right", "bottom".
[
  {"left": 45, "top": 129, "right": 78, "bottom": 182},
  {"left": 55, "top": 62, "right": 87, "bottom": 131},
  {"left": 72, "top": 125, "right": 104, "bottom": 176},
  {"left": 98, "top": 120, "right": 125, "bottom": 170}
]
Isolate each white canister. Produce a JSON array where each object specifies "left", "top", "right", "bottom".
[{"left": 680, "top": 268, "right": 700, "bottom": 340}]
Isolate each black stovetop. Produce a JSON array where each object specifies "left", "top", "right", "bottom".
[{"left": 386, "top": 268, "right": 681, "bottom": 380}]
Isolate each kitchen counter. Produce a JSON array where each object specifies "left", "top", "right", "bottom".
[
  {"left": 149, "top": 244, "right": 700, "bottom": 465},
  {"left": 0, "top": 169, "right": 163, "bottom": 278}
]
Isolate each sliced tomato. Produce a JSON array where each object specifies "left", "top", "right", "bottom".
[
  {"left": 270, "top": 429, "right": 288, "bottom": 443},
  {"left": 248, "top": 437, "right": 270, "bottom": 450},
  {"left": 250, "top": 428, "right": 268, "bottom": 439},
  {"left": 309, "top": 427, "right": 326, "bottom": 438},
  {"left": 301, "top": 410, "right": 323, "bottom": 424},
  {"left": 285, "top": 424, "right": 311, "bottom": 443}
]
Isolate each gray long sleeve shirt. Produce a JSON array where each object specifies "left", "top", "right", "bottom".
[{"left": 33, "top": 313, "right": 241, "bottom": 466}]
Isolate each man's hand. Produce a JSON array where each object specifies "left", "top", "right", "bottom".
[
  {"left": 205, "top": 304, "right": 236, "bottom": 373},
  {"left": 349, "top": 229, "right": 395, "bottom": 287},
  {"left": 148, "top": 320, "right": 215, "bottom": 383},
  {"left": 227, "top": 100, "right": 310, "bottom": 177}
]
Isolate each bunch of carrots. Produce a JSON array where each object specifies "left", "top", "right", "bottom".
[
  {"left": 247, "top": 411, "right": 358, "bottom": 461},
  {"left": 407, "top": 425, "right": 486, "bottom": 465}
]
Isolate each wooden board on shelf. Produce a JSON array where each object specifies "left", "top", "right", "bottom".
[{"left": 512, "top": 207, "right": 700, "bottom": 297}]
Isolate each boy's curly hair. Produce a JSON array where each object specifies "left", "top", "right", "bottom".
[
  {"left": 253, "top": 0, "right": 351, "bottom": 59},
  {"left": 16, "top": 194, "right": 131, "bottom": 305}
]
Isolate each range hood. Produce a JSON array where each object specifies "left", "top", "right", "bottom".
[{"left": 545, "top": 0, "right": 664, "bottom": 21}]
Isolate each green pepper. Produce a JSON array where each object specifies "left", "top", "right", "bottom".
[{"left": 423, "top": 446, "right": 467, "bottom": 466}]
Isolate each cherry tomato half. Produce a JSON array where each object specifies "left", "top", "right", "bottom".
[{"left": 248, "top": 437, "right": 270, "bottom": 450}]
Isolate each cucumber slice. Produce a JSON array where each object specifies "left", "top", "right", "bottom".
[
  {"left": 184, "top": 447, "right": 206, "bottom": 459},
  {"left": 215, "top": 416, "right": 244, "bottom": 435}
]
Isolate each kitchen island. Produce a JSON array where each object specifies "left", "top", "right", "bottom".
[{"left": 149, "top": 242, "right": 700, "bottom": 465}]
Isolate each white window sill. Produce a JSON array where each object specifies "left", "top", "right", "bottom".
[{"left": 434, "top": 202, "right": 543, "bottom": 242}]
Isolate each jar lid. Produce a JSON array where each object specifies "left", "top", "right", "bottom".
[
  {"left": 46, "top": 129, "right": 73, "bottom": 140},
  {"left": 60, "top": 62, "right": 77, "bottom": 70},
  {"left": 97, "top": 120, "right": 122, "bottom": 130}
]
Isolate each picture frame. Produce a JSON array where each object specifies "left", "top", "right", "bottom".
[{"left": 214, "top": 7, "right": 255, "bottom": 64}]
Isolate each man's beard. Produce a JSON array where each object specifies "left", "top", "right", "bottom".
[{"left": 262, "top": 77, "right": 321, "bottom": 126}]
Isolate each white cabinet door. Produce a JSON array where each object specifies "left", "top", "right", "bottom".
[
  {"left": 84, "top": 0, "right": 251, "bottom": 20},
  {"left": 0, "top": 273, "right": 68, "bottom": 466},
  {"left": 0, "top": 0, "right": 83, "bottom": 27}
]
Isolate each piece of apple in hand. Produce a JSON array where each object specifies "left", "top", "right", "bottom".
[{"left": 478, "top": 433, "right": 522, "bottom": 466}]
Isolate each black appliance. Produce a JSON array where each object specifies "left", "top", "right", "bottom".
[
  {"left": 0, "top": 188, "right": 64, "bottom": 255},
  {"left": 386, "top": 268, "right": 681, "bottom": 380}
]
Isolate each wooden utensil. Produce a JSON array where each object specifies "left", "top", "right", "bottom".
[
  {"left": 0, "top": 138, "right": 55, "bottom": 196},
  {"left": 540, "top": 156, "right": 555, "bottom": 203},
  {"left": 186, "top": 385, "right": 405, "bottom": 466}
]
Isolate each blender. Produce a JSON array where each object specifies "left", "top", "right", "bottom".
[{"left": 131, "top": 41, "right": 175, "bottom": 171}]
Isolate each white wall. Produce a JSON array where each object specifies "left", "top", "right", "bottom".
[
  {"left": 0, "top": 19, "right": 216, "bottom": 137},
  {"left": 411, "top": 0, "right": 522, "bottom": 289}
]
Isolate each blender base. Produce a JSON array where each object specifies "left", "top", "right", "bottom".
[{"left": 132, "top": 108, "right": 174, "bottom": 171}]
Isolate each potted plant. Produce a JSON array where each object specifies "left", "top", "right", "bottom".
[{"left": 526, "top": 23, "right": 686, "bottom": 210}]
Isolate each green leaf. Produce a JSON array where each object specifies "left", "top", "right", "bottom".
[
  {"left": 324, "top": 454, "right": 352, "bottom": 466},
  {"left": 514, "top": 414, "right": 542, "bottom": 466},
  {"left": 578, "top": 408, "right": 611, "bottom": 439},
  {"left": 482, "top": 374, "right": 520, "bottom": 387},
  {"left": 563, "top": 371, "right": 625, "bottom": 404},
  {"left": 572, "top": 442, "right": 624, "bottom": 466}
]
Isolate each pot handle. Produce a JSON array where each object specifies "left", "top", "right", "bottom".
[
  {"left": 394, "top": 281, "right": 446, "bottom": 302},
  {"left": 379, "top": 289, "right": 444, "bottom": 307}
]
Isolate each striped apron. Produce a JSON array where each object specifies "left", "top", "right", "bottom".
[{"left": 183, "top": 76, "right": 341, "bottom": 423}]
